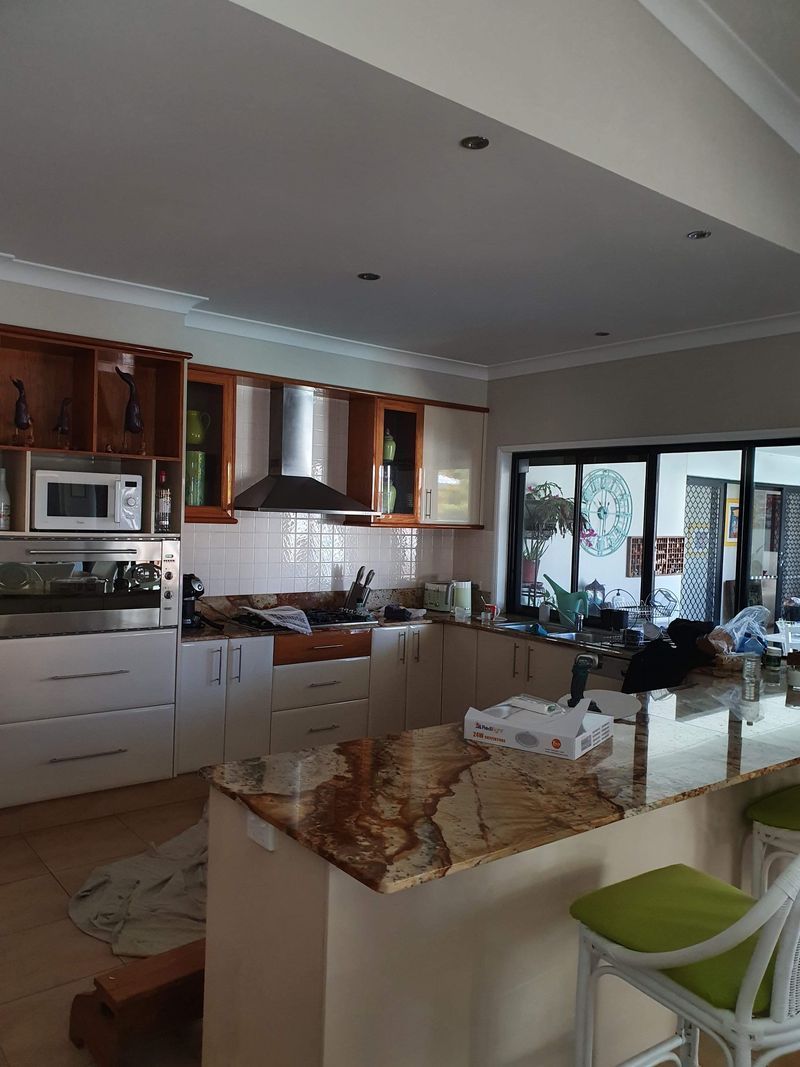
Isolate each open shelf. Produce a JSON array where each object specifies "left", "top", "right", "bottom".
[{"left": 96, "top": 349, "right": 183, "bottom": 459}]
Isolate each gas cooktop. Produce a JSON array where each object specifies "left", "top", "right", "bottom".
[{"left": 232, "top": 608, "right": 376, "bottom": 631}]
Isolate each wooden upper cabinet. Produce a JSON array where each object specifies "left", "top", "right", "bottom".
[
  {"left": 347, "top": 396, "right": 424, "bottom": 526},
  {"left": 184, "top": 366, "right": 237, "bottom": 525}
]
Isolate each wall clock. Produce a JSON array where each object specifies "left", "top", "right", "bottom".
[{"left": 581, "top": 469, "right": 633, "bottom": 557}]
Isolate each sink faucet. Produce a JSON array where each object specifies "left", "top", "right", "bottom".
[{"left": 568, "top": 652, "right": 601, "bottom": 709}]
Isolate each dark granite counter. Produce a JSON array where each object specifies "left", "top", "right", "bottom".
[{"left": 205, "top": 682, "right": 800, "bottom": 894}]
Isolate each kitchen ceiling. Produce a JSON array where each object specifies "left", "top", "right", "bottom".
[
  {"left": 700, "top": 0, "right": 800, "bottom": 98},
  {"left": 1, "top": 0, "right": 799, "bottom": 370}
]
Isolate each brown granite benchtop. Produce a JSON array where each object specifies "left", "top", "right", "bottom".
[{"left": 204, "top": 683, "right": 800, "bottom": 894}]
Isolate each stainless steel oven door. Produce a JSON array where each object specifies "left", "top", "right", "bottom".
[{"left": 0, "top": 538, "right": 180, "bottom": 637}]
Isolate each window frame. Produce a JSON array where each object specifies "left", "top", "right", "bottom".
[{"left": 505, "top": 437, "right": 800, "bottom": 620}]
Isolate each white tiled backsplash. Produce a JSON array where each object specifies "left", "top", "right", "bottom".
[{"left": 181, "top": 385, "right": 455, "bottom": 596}]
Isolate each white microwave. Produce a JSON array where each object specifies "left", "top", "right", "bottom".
[{"left": 32, "top": 470, "right": 143, "bottom": 532}]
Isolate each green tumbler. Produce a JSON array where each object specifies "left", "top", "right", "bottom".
[{"left": 185, "top": 450, "right": 206, "bottom": 507}]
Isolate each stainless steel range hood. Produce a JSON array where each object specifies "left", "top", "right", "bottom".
[{"left": 233, "top": 384, "right": 378, "bottom": 515}]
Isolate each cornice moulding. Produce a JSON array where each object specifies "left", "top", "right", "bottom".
[
  {"left": 487, "top": 311, "right": 800, "bottom": 380},
  {"left": 0, "top": 253, "right": 208, "bottom": 314},
  {"left": 184, "top": 308, "right": 490, "bottom": 381}
]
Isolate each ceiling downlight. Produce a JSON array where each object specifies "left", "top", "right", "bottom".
[
  {"left": 686, "top": 229, "right": 712, "bottom": 240},
  {"left": 459, "top": 135, "right": 490, "bottom": 150},
  {"left": 357, "top": 272, "right": 381, "bottom": 281}
]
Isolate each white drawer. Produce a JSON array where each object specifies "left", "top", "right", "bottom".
[
  {"left": 0, "top": 703, "right": 175, "bottom": 808},
  {"left": 270, "top": 700, "right": 369, "bottom": 754},
  {"left": 0, "top": 630, "right": 177, "bottom": 724},
  {"left": 271, "top": 657, "right": 370, "bottom": 712}
]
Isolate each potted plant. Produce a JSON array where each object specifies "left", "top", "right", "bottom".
[{"left": 522, "top": 482, "right": 587, "bottom": 585}]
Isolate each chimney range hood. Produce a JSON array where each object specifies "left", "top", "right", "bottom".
[{"left": 233, "top": 384, "right": 378, "bottom": 515}]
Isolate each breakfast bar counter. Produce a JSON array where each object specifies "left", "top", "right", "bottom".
[{"left": 202, "top": 684, "right": 800, "bottom": 1067}]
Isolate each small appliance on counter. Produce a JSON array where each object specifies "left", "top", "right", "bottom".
[
  {"left": 182, "top": 573, "right": 205, "bottom": 630},
  {"left": 423, "top": 580, "right": 473, "bottom": 614}
]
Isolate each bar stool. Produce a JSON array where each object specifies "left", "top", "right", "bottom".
[
  {"left": 748, "top": 785, "right": 800, "bottom": 896},
  {"left": 570, "top": 856, "right": 800, "bottom": 1066}
]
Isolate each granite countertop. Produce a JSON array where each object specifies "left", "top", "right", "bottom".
[{"left": 204, "top": 682, "right": 800, "bottom": 894}]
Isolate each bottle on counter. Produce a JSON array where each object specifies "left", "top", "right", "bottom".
[
  {"left": 763, "top": 646, "right": 782, "bottom": 688},
  {"left": 787, "top": 652, "right": 800, "bottom": 707},
  {"left": 155, "top": 469, "right": 172, "bottom": 533},
  {"left": 741, "top": 653, "right": 762, "bottom": 703},
  {"left": 0, "top": 468, "right": 10, "bottom": 531}
]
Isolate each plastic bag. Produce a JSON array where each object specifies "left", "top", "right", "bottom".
[{"left": 702, "top": 606, "right": 770, "bottom": 656}]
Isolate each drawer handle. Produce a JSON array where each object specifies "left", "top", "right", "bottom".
[
  {"left": 308, "top": 680, "right": 342, "bottom": 688},
  {"left": 307, "top": 724, "right": 340, "bottom": 734},
  {"left": 311, "top": 644, "right": 344, "bottom": 650},
  {"left": 47, "top": 669, "right": 131, "bottom": 681},
  {"left": 28, "top": 549, "right": 137, "bottom": 555},
  {"left": 48, "top": 748, "right": 128, "bottom": 764}
]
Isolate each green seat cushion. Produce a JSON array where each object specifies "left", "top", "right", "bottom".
[
  {"left": 747, "top": 785, "right": 800, "bottom": 831},
  {"left": 570, "top": 864, "right": 774, "bottom": 1015}
]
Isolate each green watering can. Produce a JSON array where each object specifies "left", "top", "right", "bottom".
[{"left": 543, "top": 575, "right": 589, "bottom": 628}]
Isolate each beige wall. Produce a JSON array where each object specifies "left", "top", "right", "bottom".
[
  {"left": 455, "top": 333, "right": 800, "bottom": 594},
  {"left": 0, "top": 280, "right": 487, "bottom": 407},
  {"left": 235, "top": 0, "right": 800, "bottom": 253}
]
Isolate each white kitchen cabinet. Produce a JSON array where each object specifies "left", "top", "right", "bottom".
[
  {"left": 368, "top": 625, "right": 443, "bottom": 736},
  {"left": 405, "top": 624, "right": 443, "bottom": 730},
  {"left": 177, "top": 640, "right": 227, "bottom": 774},
  {"left": 475, "top": 630, "right": 537, "bottom": 709},
  {"left": 441, "top": 626, "right": 478, "bottom": 723},
  {"left": 421, "top": 406, "right": 485, "bottom": 525},
  {"left": 270, "top": 699, "right": 370, "bottom": 755},
  {"left": 368, "top": 626, "right": 408, "bottom": 737},
  {"left": 531, "top": 640, "right": 626, "bottom": 701},
  {"left": 224, "top": 636, "right": 273, "bottom": 762}
]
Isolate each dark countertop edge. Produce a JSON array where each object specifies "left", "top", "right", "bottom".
[
  {"left": 182, "top": 611, "right": 636, "bottom": 659},
  {"left": 208, "top": 742, "right": 800, "bottom": 895}
]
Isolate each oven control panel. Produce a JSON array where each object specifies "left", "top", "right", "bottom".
[{"left": 159, "top": 540, "right": 181, "bottom": 624}]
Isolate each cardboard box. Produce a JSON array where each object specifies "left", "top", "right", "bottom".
[{"left": 464, "top": 694, "right": 612, "bottom": 760}]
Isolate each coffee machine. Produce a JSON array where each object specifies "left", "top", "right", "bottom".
[{"left": 182, "top": 573, "right": 205, "bottom": 630}]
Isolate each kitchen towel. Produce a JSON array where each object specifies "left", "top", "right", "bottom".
[{"left": 242, "top": 605, "right": 312, "bottom": 635}]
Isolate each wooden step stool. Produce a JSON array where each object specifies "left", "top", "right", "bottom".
[{"left": 69, "top": 938, "right": 205, "bottom": 1067}]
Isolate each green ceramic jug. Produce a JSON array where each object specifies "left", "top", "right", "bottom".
[
  {"left": 383, "top": 429, "right": 396, "bottom": 462},
  {"left": 186, "top": 410, "right": 211, "bottom": 446}
]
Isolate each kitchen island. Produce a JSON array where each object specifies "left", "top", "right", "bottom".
[{"left": 202, "top": 684, "right": 800, "bottom": 1066}]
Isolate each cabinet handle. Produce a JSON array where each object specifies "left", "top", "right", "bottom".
[
  {"left": 378, "top": 464, "right": 385, "bottom": 513},
  {"left": 400, "top": 630, "right": 407, "bottom": 664},
  {"left": 307, "top": 723, "right": 340, "bottom": 734},
  {"left": 425, "top": 489, "right": 432, "bottom": 520},
  {"left": 48, "top": 748, "right": 127, "bottom": 764},
  {"left": 212, "top": 648, "right": 223, "bottom": 685},
  {"left": 526, "top": 645, "right": 534, "bottom": 682},
  {"left": 47, "top": 669, "right": 130, "bottom": 681},
  {"left": 311, "top": 643, "right": 344, "bottom": 650},
  {"left": 414, "top": 629, "right": 421, "bottom": 662},
  {"left": 308, "top": 680, "right": 341, "bottom": 688},
  {"left": 231, "top": 645, "right": 242, "bottom": 683},
  {"left": 512, "top": 642, "right": 519, "bottom": 678},
  {"left": 29, "top": 549, "right": 137, "bottom": 556}
]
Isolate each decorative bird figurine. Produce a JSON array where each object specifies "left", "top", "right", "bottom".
[
  {"left": 115, "top": 367, "right": 145, "bottom": 453},
  {"left": 10, "top": 378, "right": 34, "bottom": 446},
  {"left": 53, "top": 396, "right": 72, "bottom": 449}
]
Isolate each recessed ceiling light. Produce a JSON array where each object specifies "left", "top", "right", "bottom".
[
  {"left": 357, "top": 272, "right": 381, "bottom": 281},
  {"left": 459, "top": 135, "right": 490, "bottom": 150},
  {"left": 686, "top": 229, "right": 712, "bottom": 240},
  {"left": 594, "top": 331, "right": 610, "bottom": 337}
]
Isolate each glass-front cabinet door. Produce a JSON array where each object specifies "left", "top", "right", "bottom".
[
  {"left": 376, "top": 399, "right": 422, "bottom": 524},
  {"left": 185, "top": 367, "right": 236, "bottom": 524}
]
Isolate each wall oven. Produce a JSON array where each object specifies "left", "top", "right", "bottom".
[
  {"left": 32, "top": 470, "right": 143, "bottom": 532},
  {"left": 0, "top": 538, "right": 179, "bottom": 638}
]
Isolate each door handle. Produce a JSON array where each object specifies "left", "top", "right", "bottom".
[
  {"left": 526, "top": 645, "right": 534, "bottom": 682},
  {"left": 48, "top": 748, "right": 127, "bottom": 764},
  {"left": 414, "top": 629, "right": 421, "bottom": 662},
  {"left": 512, "top": 642, "right": 519, "bottom": 678},
  {"left": 212, "top": 647, "right": 223, "bottom": 685},
  {"left": 308, "top": 680, "right": 341, "bottom": 688},
  {"left": 425, "top": 489, "right": 432, "bottom": 520},
  {"left": 29, "top": 549, "right": 137, "bottom": 556},
  {"left": 399, "top": 630, "right": 407, "bottom": 664},
  {"left": 231, "top": 645, "right": 242, "bottom": 683},
  {"left": 307, "top": 723, "right": 340, "bottom": 734},
  {"left": 47, "top": 669, "right": 131, "bottom": 681}
]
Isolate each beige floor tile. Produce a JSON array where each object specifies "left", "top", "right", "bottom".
[
  {"left": 0, "top": 874, "right": 68, "bottom": 937},
  {"left": 699, "top": 1032, "right": 800, "bottom": 1064},
  {"left": 0, "top": 838, "right": 47, "bottom": 887},
  {"left": 0, "top": 976, "right": 96, "bottom": 1067},
  {"left": 122, "top": 1022, "right": 202, "bottom": 1066},
  {"left": 0, "top": 776, "right": 210, "bottom": 839},
  {"left": 52, "top": 863, "right": 100, "bottom": 898},
  {"left": 0, "top": 918, "right": 115, "bottom": 1005},
  {"left": 25, "top": 817, "right": 145, "bottom": 874},
  {"left": 118, "top": 799, "right": 206, "bottom": 847}
]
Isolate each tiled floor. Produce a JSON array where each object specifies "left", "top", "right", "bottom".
[{"left": 0, "top": 776, "right": 208, "bottom": 1067}]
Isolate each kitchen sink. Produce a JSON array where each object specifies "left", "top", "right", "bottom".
[{"left": 494, "top": 621, "right": 623, "bottom": 645}]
